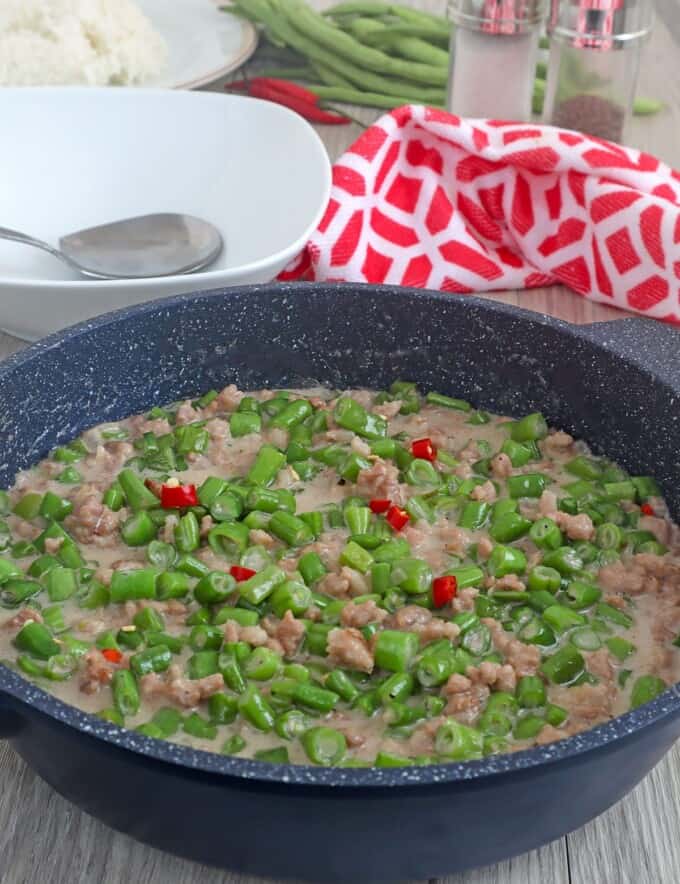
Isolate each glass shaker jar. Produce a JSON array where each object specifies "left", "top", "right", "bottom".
[
  {"left": 543, "top": 0, "right": 653, "bottom": 142},
  {"left": 447, "top": 0, "right": 546, "bottom": 121}
]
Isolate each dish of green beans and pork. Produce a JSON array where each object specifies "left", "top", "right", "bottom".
[{"left": 1, "top": 383, "right": 678, "bottom": 767}]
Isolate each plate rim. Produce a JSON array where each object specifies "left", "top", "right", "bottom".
[{"left": 170, "top": 13, "right": 259, "bottom": 90}]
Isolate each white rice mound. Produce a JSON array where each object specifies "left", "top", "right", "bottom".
[{"left": 0, "top": 0, "right": 168, "bottom": 86}]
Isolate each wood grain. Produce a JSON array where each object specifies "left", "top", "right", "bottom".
[{"left": 1, "top": 2, "right": 679, "bottom": 883}]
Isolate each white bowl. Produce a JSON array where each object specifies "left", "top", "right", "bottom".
[{"left": 0, "top": 88, "right": 331, "bottom": 340}]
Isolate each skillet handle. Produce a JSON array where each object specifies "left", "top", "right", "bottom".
[{"left": 578, "top": 317, "right": 680, "bottom": 389}]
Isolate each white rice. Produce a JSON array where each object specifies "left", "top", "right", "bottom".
[{"left": 0, "top": 0, "right": 167, "bottom": 86}]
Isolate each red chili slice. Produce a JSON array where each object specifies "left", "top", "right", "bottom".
[
  {"left": 369, "top": 498, "right": 391, "bottom": 514},
  {"left": 640, "top": 503, "right": 655, "bottom": 516},
  {"left": 102, "top": 648, "right": 123, "bottom": 664},
  {"left": 432, "top": 575, "right": 458, "bottom": 608},
  {"left": 386, "top": 504, "right": 409, "bottom": 532},
  {"left": 160, "top": 483, "right": 199, "bottom": 509},
  {"left": 230, "top": 565, "right": 257, "bottom": 582},
  {"left": 411, "top": 437, "right": 437, "bottom": 462}
]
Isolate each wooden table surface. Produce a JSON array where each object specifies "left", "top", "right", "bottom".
[{"left": 2, "top": 2, "right": 680, "bottom": 882}]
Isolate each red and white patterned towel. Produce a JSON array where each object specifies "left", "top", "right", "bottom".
[{"left": 282, "top": 106, "right": 680, "bottom": 324}]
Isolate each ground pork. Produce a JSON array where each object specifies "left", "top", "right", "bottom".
[
  {"left": 554, "top": 511, "right": 595, "bottom": 541},
  {"left": 2, "top": 608, "right": 43, "bottom": 630},
  {"left": 262, "top": 610, "right": 306, "bottom": 657},
  {"left": 542, "top": 430, "right": 574, "bottom": 456},
  {"left": 483, "top": 618, "right": 541, "bottom": 676},
  {"left": 202, "top": 384, "right": 244, "bottom": 415},
  {"left": 374, "top": 400, "right": 403, "bottom": 420},
  {"left": 451, "top": 587, "right": 479, "bottom": 613},
  {"left": 355, "top": 459, "right": 404, "bottom": 503},
  {"left": 327, "top": 627, "right": 374, "bottom": 673},
  {"left": 490, "top": 453, "right": 513, "bottom": 478},
  {"left": 466, "top": 660, "right": 517, "bottom": 693},
  {"left": 470, "top": 480, "right": 496, "bottom": 503},
  {"left": 175, "top": 400, "right": 201, "bottom": 425},
  {"left": 139, "top": 669, "right": 224, "bottom": 708},
  {"left": 65, "top": 484, "right": 123, "bottom": 546},
  {"left": 340, "top": 599, "right": 388, "bottom": 628},
  {"left": 442, "top": 673, "right": 490, "bottom": 725},
  {"left": 79, "top": 648, "right": 127, "bottom": 695}
]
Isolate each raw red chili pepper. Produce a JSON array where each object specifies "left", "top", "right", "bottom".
[
  {"left": 230, "top": 565, "right": 257, "bottom": 582},
  {"left": 160, "top": 483, "right": 199, "bottom": 509},
  {"left": 411, "top": 438, "right": 437, "bottom": 462},
  {"left": 102, "top": 648, "right": 123, "bottom": 664},
  {"left": 228, "top": 77, "right": 319, "bottom": 105},
  {"left": 432, "top": 575, "right": 457, "bottom": 608},
  {"left": 386, "top": 505, "right": 409, "bottom": 532},
  {"left": 369, "top": 498, "right": 391, "bottom": 514},
  {"left": 641, "top": 503, "right": 655, "bottom": 516},
  {"left": 227, "top": 78, "right": 349, "bottom": 125}
]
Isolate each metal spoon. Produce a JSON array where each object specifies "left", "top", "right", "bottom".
[{"left": 0, "top": 213, "right": 223, "bottom": 279}]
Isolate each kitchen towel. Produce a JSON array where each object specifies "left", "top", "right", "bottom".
[{"left": 281, "top": 106, "right": 680, "bottom": 323}]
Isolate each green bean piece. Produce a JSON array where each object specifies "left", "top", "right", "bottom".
[
  {"left": 187, "top": 650, "right": 219, "bottom": 679},
  {"left": 270, "top": 580, "right": 313, "bottom": 618},
  {"left": 270, "top": 398, "right": 313, "bottom": 430},
  {"left": 542, "top": 546, "right": 583, "bottom": 576},
  {"left": 210, "top": 492, "right": 243, "bottom": 523},
  {"left": 75, "top": 580, "right": 110, "bottom": 609},
  {"left": 189, "top": 624, "right": 224, "bottom": 651},
  {"left": 541, "top": 645, "right": 585, "bottom": 684},
  {"left": 404, "top": 458, "right": 440, "bottom": 487},
  {"left": 630, "top": 675, "right": 666, "bottom": 709},
  {"left": 213, "top": 606, "right": 259, "bottom": 627},
  {"left": 247, "top": 445, "right": 287, "bottom": 486},
  {"left": 155, "top": 570, "right": 189, "bottom": 601},
  {"left": 174, "top": 511, "right": 200, "bottom": 553},
  {"left": 490, "top": 512, "right": 532, "bottom": 543},
  {"left": 459, "top": 500, "right": 491, "bottom": 531},
  {"left": 435, "top": 718, "right": 484, "bottom": 760},
  {"left": 507, "top": 473, "right": 547, "bottom": 499},
  {"left": 194, "top": 571, "right": 236, "bottom": 606},
  {"left": 545, "top": 704, "right": 569, "bottom": 728},
  {"left": 238, "top": 565, "right": 286, "bottom": 605},
  {"left": 510, "top": 413, "right": 548, "bottom": 442},
  {"left": 39, "top": 491, "right": 73, "bottom": 522},
  {"left": 150, "top": 707, "right": 183, "bottom": 737},
  {"left": 43, "top": 566, "right": 76, "bottom": 602},
  {"left": 324, "top": 670, "right": 360, "bottom": 703},
  {"left": 264, "top": 712, "right": 304, "bottom": 748},
  {"left": 514, "top": 715, "right": 545, "bottom": 740},
  {"left": 244, "top": 646, "right": 282, "bottom": 681},
  {"left": 499, "top": 440, "right": 531, "bottom": 468},
  {"left": 488, "top": 545, "right": 526, "bottom": 577},
  {"left": 14, "top": 621, "right": 60, "bottom": 659},
  {"left": 230, "top": 411, "right": 262, "bottom": 437},
  {"left": 291, "top": 680, "right": 338, "bottom": 713},
  {"left": 42, "top": 605, "right": 67, "bottom": 634},
  {"left": 333, "top": 397, "right": 387, "bottom": 440},
  {"left": 526, "top": 565, "right": 561, "bottom": 594},
  {"left": 109, "top": 569, "right": 158, "bottom": 602},
  {"left": 98, "top": 707, "right": 124, "bottom": 726},
  {"left": 218, "top": 650, "right": 247, "bottom": 694},
  {"left": 121, "top": 511, "right": 157, "bottom": 547},
  {"left": 130, "top": 644, "right": 172, "bottom": 677},
  {"left": 116, "top": 627, "right": 144, "bottom": 650},
  {"left": 118, "top": 469, "right": 159, "bottom": 510},
  {"left": 631, "top": 476, "right": 660, "bottom": 501},
  {"left": 239, "top": 685, "right": 276, "bottom": 731},
  {"left": 112, "top": 670, "right": 140, "bottom": 717},
  {"left": 268, "top": 511, "right": 314, "bottom": 547},
  {"left": 596, "top": 602, "right": 633, "bottom": 629},
  {"left": 182, "top": 712, "right": 218, "bottom": 740},
  {"left": 516, "top": 675, "right": 546, "bottom": 708},
  {"left": 374, "top": 629, "right": 419, "bottom": 672},
  {"left": 222, "top": 735, "right": 247, "bottom": 755},
  {"left": 425, "top": 391, "right": 471, "bottom": 411},
  {"left": 253, "top": 746, "right": 290, "bottom": 764},
  {"left": 565, "top": 580, "right": 601, "bottom": 609},
  {"left": 13, "top": 493, "right": 43, "bottom": 520},
  {"left": 543, "top": 604, "right": 586, "bottom": 634},
  {"left": 606, "top": 637, "right": 635, "bottom": 661},
  {"left": 208, "top": 522, "right": 250, "bottom": 559}
]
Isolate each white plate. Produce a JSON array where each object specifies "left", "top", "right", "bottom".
[
  {"left": 0, "top": 88, "right": 332, "bottom": 340},
  {"left": 138, "top": 0, "right": 258, "bottom": 90}
]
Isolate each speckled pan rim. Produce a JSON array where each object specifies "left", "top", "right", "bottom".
[{"left": 1, "top": 282, "right": 679, "bottom": 789}]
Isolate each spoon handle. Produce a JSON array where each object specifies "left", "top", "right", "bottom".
[{"left": 0, "top": 225, "right": 80, "bottom": 272}]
